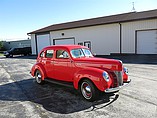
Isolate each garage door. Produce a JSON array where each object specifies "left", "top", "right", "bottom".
[
  {"left": 37, "top": 34, "right": 50, "bottom": 54},
  {"left": 53, "top": 38, "right": 75, "bottom": 45},
  {"left": 137, "top": 30, "right": 157, "bottom": 54}
]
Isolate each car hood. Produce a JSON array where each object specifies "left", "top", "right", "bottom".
[{"left": 73, "top": 57, "right": 123, "bottom": 71}]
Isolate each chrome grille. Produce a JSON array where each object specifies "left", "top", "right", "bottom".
[{"left": 114, "top": 71, "right": 123, "bottom": 86}]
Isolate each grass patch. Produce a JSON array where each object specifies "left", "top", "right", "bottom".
[{"left": 0, "top": 53, "right": 4, "bottom": 56}]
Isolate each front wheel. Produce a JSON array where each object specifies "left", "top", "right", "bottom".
[
  {"left": 9, "top": 54, "right": 13, "bottom": 57},
  {"left": 80, "top": 79, "right": 99, "bottom": 102},
  {"left": 6, "top": 55, "right": 9, "bottom": 58},
  {"left": 35, "top": 70, "right": 44, "bottom": 84}
]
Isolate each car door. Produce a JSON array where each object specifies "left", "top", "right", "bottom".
[
  {"left": 44, "top": 49, "right": 54, "bottom": 78},
  {"left": 53, "top": 49, "right": 73, "bottom": 82}
]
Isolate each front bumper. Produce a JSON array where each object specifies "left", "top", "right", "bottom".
[
  {"left": 105, "top": 79, "right": 131, "bottom": 93},
  {"left": 3, "top": 52, "right": 9, "bottom": 56}
]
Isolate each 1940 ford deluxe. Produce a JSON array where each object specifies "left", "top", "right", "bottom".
[{"left": 31, "top": 45, "right": 130, "bottom": 101}]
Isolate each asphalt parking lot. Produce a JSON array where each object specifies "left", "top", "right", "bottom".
[{"left": 0, "top": 56, "right": 157, "bottom": 118}]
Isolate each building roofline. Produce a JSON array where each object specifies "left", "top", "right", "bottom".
[{"left": 28, "top": 9, "right": 157, "bottom": 34}]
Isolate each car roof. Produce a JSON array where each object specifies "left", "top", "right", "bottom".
[{"left": 43, "top": 45, "right": 88, "bottom": 51}]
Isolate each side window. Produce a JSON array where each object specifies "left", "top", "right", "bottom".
[
  {"left": 40, "top": 51, "right": 45, "bottom": 58},
  {"left": 14, "top": 48, "right": 19, "bottom": 51},
  {"left": 56, "top": 50, "right": 69, "bottom": 59},
  {"left": 45, "top": 50, "right": 54, "bottom": 58}
]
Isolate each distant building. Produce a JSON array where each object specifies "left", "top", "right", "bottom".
[
  {"left": 28, "top": 9, "right": 157, "bottom": 55},
  {"left": 3, "top": 39, "right": 31, "bottom": 50}
]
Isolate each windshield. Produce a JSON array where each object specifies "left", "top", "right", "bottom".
[
  {"left": 9, "top": 48, "right": 15, "bottom": 51},
  {"left": 71, "top": 48, "right": 93, "bottom": 58}
]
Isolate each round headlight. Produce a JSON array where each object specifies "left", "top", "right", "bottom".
[{"left": 103, "top": 71, "right": 110, "bottom": 82}]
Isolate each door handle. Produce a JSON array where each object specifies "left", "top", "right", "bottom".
[
  {"left": 70, "top": 60, "right": 73, "bottom": 63},
  {"left": 51, "top": 61, "right": 54, "bottom": 64}
]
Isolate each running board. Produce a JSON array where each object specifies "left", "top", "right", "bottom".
[{"left": 44, "top": 78, "right": 74, "bottom": 88}]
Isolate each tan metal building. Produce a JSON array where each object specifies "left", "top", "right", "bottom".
[{"left": 28, "top": 9, "right": 157, "bottom": 55}]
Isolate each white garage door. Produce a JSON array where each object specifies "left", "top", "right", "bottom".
[
  {"left": 37, "top": 34, "right": 50, "bottom": 54},
  {"left": 53, "top": 38, "right": 75, "bottom": 45},
  {"left": 137, "top": 30, "right": 157, "bottom": 54}
]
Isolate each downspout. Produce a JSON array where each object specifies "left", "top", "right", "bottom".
[
  {"left": 27, "top": 33, "right": 34, "bottom": 55},
  {"left": 119, "top": 23, "right": 122, "bottom": 54},
  {"left": 35, "top": 34, "right": 38, "bottom": 55}
]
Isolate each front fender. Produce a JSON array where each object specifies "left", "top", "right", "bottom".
[
  {"left": 31, "top": 63, "right": 47, "bottom": 80},
  {"left": 73, "top": 68, "right": 112, "bottom": 91}
]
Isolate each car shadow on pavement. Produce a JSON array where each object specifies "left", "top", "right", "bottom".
[{"left": 0, "top": 79, "right": 119, "bottom": 114}]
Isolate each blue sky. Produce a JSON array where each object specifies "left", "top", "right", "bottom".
[{"left": 0, "top": 0, "right": 157, "bottom": 41}]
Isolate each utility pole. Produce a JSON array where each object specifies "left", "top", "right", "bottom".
[{"left": 132, "top": 2, "right": 136, "bottom": 12}]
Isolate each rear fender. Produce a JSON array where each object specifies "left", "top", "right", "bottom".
[{"left": 31, "top": 63, "right": 47, "bottom": 80}]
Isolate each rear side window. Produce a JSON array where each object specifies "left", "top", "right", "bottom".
[
  {"left": 45, "top": 50, "right": 54, "bottom": 58},
  {"left": 56, "top": 50, "right": 69, "bottom": 59},
  {"left": 40, "top": 51, "right": 44, "bottom": 58}
]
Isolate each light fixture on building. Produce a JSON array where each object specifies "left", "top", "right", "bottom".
[{"left": 61, "top": 33, "right": 64, "bottom": 36}]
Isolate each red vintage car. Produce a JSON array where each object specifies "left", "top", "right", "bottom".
[{"left": 31, "top": 45, "right": 130, "bottom": 101}]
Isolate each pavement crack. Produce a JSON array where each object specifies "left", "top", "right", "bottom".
[
  {"left": 129, "top": 74, "right": 157, "bottom": 82},
  {"left": 121, "top": 93, "right": 157, "bottom": 106}
]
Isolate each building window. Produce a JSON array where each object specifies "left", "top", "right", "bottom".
[
  {"left": 84, "top": 41, "right": 91, "bottom": 50},
  {"left": 78, "top": 42, "right": 83, "bottom": 46}
]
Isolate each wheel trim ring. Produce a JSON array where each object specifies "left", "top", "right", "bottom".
[
  {"left": 36, "top": 72, "right": 42, "bottom": 83},
  {"left": 81, "top": 82, "right": 92, "bottom": 99}
]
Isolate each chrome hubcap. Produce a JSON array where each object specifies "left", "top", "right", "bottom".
[
  {"left": 37, "top": 74, "right": 41, "bottom": 78},
  {"left": 81, "top": 82, "right": 92, "bottom": 99},
  {"left": 36, "top": 72, "right": 42, "bottom": 83}
]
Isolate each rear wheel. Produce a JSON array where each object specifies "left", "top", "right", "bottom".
[
  {"left": 35, "top": 70, "right": 44, "bottom": 84},
  {"left": 80, "top": 79, "right": 99, "bottom": 102}
]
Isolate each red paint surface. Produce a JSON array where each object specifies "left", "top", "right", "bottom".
[{"left": 31, "top": 45, "right": 128, "bottom": 91}]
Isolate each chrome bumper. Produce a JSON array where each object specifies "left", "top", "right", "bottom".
[{"left": 105, "top": 79, "right": 131, "bottom": 93}]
